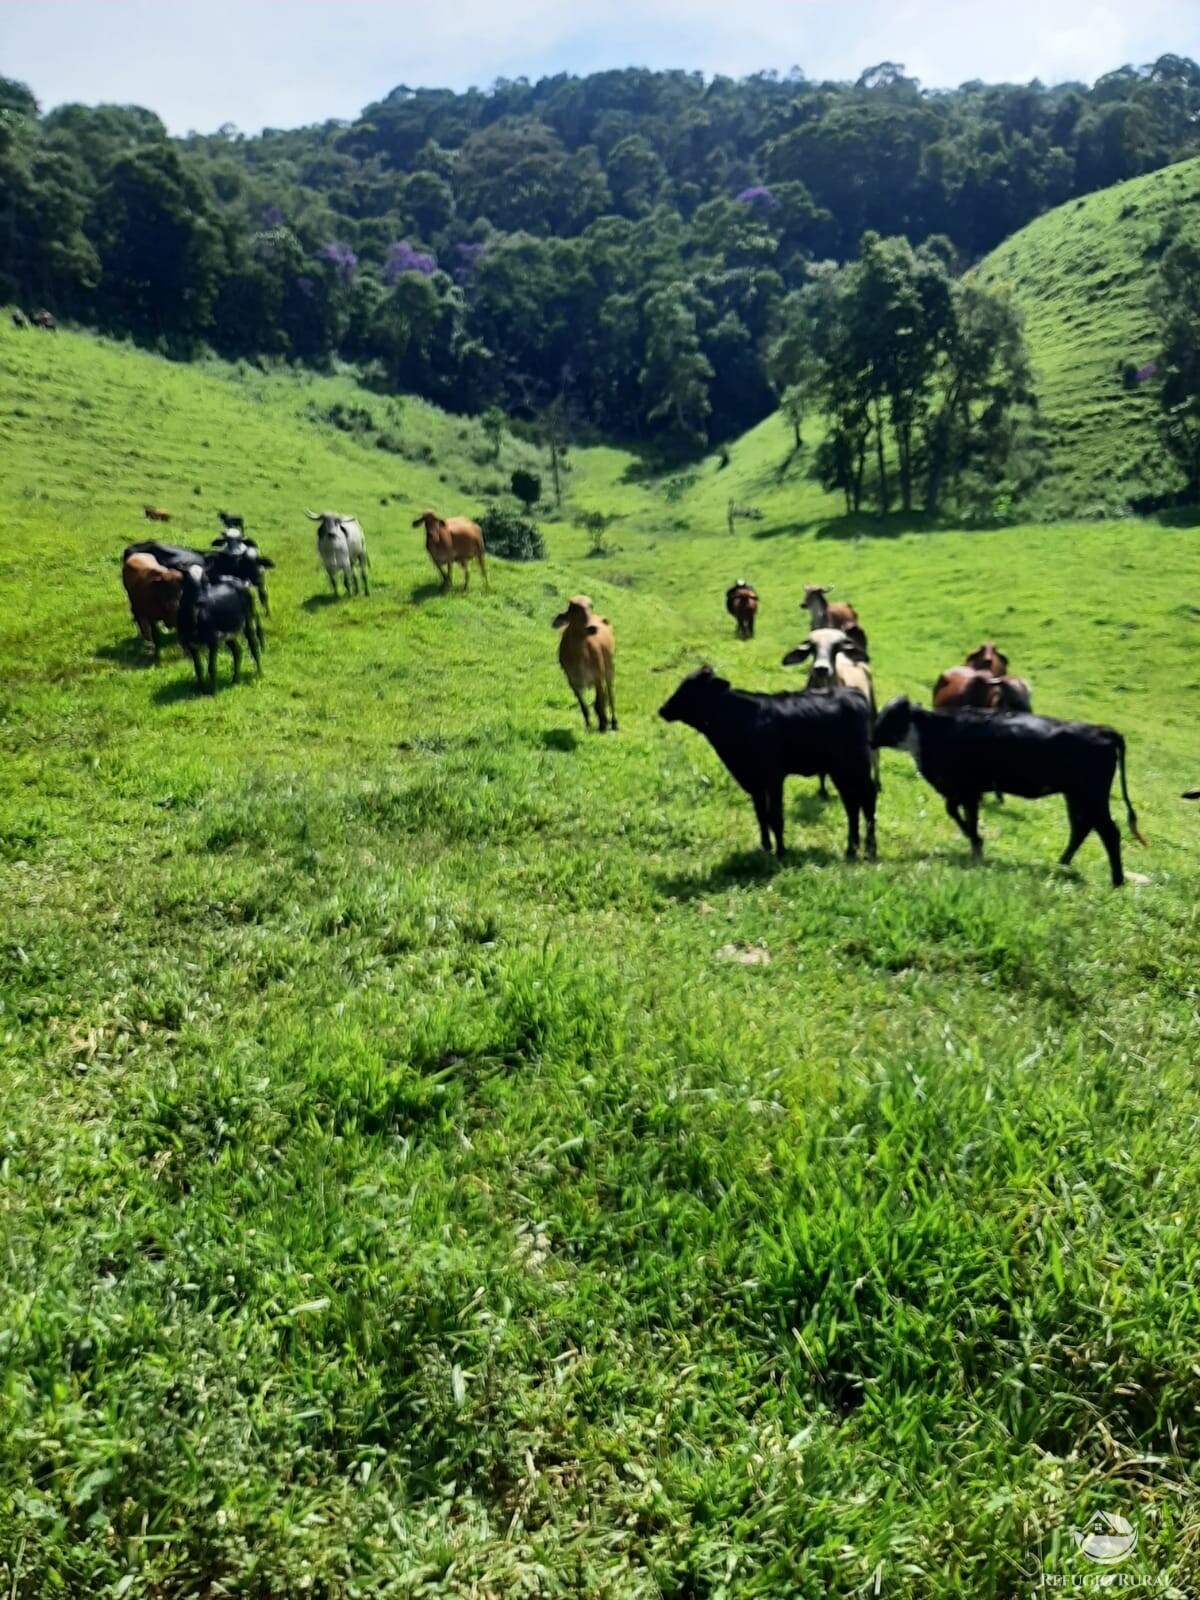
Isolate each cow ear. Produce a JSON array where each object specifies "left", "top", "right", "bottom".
[
  {"left": 585, "top": 622, "right": 599, "bottom": 635},
  {"left": 258, "top": 556, "right": 275, "bottom": 568}
]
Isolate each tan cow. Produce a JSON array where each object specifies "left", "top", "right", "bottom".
[
  {"left": 801, "top": 583, "right": 859, "bottom": 635},
  {"left": 412, "top": 508, "right": 488, "bottom": 592},
  {"left": 552, "top": 595, "right": 617, "bottom": 732},
  {"left": 122, "top": 551, "right": 182, "bottom": 663}
]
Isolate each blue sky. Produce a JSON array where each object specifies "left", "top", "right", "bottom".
[{"left": 2, "top": 0, "right": 1196, "bottom": 136}]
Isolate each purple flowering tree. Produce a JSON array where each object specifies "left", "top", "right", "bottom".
[
  {"left": 734, "top": 186, "right": 778, "bottom": 209},
  {"left": 319, "top": 241, "right": 358, "bottom": 278},
  {"left": 384, "top": 241, "right": 437, "bottom": 282}
]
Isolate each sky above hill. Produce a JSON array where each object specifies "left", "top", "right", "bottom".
[{"left": 3, "top": 0, "right": 1195, "bottom": 135}]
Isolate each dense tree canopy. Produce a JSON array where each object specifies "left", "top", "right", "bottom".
[{"left": 1, "top": 58, "right": 1198, "bottom": 458}]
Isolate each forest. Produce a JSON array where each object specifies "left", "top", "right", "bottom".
[{"left": 3, "top": 56, "right": 1200, "bottom": 474}]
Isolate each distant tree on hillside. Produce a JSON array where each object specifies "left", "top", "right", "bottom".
[{"left": 1151, "top": 222, "right": 1200, "bottom": 500}]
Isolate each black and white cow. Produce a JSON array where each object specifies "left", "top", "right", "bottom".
[
  {"left": 208, "top": 532, "right": 274, "bottom": 614},
  {"left": 177, "top": 565, "right": 263, "bottom": 693},
  {"left": 871, "top": 696, "right": 1146, "bottom": 887}
]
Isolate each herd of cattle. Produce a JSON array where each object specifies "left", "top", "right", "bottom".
[{"left": 118, "top": 510, "right": 1189, "bottom": 887}]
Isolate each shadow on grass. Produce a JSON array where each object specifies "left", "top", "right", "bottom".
[
  {"left": 659, "top": 843, "right": 844, "bottom": 901},
  {"left": 302, "top": 591, "right": 341, "bottom": 612},
  {"left": 540, "top": 728, "right": 580, "bottom": 753},
  {"left": 409, "top": 580, "right": 448, "bottom": 603},
  {"left": 95, "top": 638, "right": 157, "bottom": 667},
  {"left": 811, "top": 511, "right": 941, "bottom": 541}
]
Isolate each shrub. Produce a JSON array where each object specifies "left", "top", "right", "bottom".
[
  {"left": 510, "top": 467, "right": 542, "bottom": 509},
  {"left": 480, "top": 505, "right": 546, "bottom": 562},
  {"left": 580, "top": 509, "right": 616, "bottom": 556}
]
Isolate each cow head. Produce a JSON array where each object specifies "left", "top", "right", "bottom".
[
  {"left": 800, "top": 583, "right": 834, "bottom": 623},
  {"left": 658, "top": 664, "right": 731, "bottom": 726},
  {"left": 305, "top": 509, "right": 347, "bottom": 541},
  {"left": 552, "top": 595, "right": 594, "bottom": 630},
  {"left": 782, "top": 627, "right": 866, "bottom": 686},
  {"left": 412, "top": 508, "right": 442, "bottom": 533},
  {"left": 871, "top": 695, "right": 914, "bottom": 750},
  {"left": 965, "top": 641, "right": 1008, "bottom": 676}
]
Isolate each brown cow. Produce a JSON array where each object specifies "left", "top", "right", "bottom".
[
  {"left": 143, "top": 506, "right": 171, "bottom": 523},
  {"left": 801, "top": 584, "right": 859, "bottom": 635},
  {"left": 412, "top": 508, "right": 488, "bottom": 592},
  {"left": 122, "top": 552, "right": 182, "bottom": 663},
  {"left": 552, "top": 595, "right": 617, "bottom": 732},
  {"left": 726, "top": 580, "right": 758, "bottom": 640},
  {"left": 964, "top": 641, "right": 1008, "bottom": 676},
  {"left": 933, "top": 663, "right": 1032, "bottom": 804}
]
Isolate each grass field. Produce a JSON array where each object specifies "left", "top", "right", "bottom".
[
  {"left": 977, "top": 154, "right": 1200, "bottom": 519},
  {"left": 1, "top": 318, "right": 1199, "bottom": 1598}
]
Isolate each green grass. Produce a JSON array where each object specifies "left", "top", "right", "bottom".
[
  {"left": 1, "top": 318, "right": 1199, "bottom": 1598},
  {"left": 977, "top": 154, "right": 1200, "bottom": 518}
]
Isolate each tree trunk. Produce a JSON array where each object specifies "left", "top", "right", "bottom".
[{"left": 872, "top": 399, "right": 889, "bottom": 514}]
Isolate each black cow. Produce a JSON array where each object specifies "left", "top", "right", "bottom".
[
  {"left": 177, "top": 567, "right": 262, "bottom": 694},
  {"left": 123, "top": 539, "right": 207, "bottom": 571},
  {"left": 1184, "top": 790, "right": 1200, "bottom": 801},
  {"left": 208, "top": 532, "right": 273, "bottom": 614},
  {"left": 871, "top": 696, "right": 1146, "bottom": 887},
  {"left": 658, "top": 666, "right": 877, "bottom": 860}
]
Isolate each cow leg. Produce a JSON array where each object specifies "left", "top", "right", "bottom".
[
  {"left": 1095, "top": 809, "right": 1124, "bottom": 888},
  {"left": 607, "top": 672, "right": 618, "bottom": 732},
  {"left": 189, "top": 647, "right": 204, "bottom": 687},
  {"left": 833, "top": 774, "right": 863, "bottom": 860},
  {"left": 750, "top": 790, "right": 772, "bottom": 854},
  {"left": 227, "top": 636, "right": 243, "bottom": 684},
  {"left": 150, "top": 623, "right": 163, "bottom": 664},
  {"left": 768, "top": 783, "right": 786, "bottom": 857},
  {"left": 462, "top": 562, "right": 470, "bottom": 594},
  {"left": 594, "top": 690, "right": 608, "bottom": 733},
  {"left": 945, "top": 797, "right": 983, "bottom": 857},
  {"left": 206, "top": 642, "right": 219, "bottom": 694},
  {"left": 327, "top": 568, "right": 339, "bottom": 596},
  {"left": 478, "top": 551, "right": 489, "bottom": 590},
  {"left": 574, "top": 689, "right": 592, "bottom": 729},
  {"left": 244, "top": 620, "right": 262, "bottom": 675},
  {"left": 359, "top": 558, "right": 369, "bottom": 597},
  {"left": 859, "top": 777, "right": 877, "bottom": 861}
]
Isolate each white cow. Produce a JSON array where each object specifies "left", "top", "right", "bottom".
[{"left": 304, "top": 509, "right": 369, "bottom": 597}]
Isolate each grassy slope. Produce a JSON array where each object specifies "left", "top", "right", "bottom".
[
  {"left": 1, "top": 321, "right": 1199, "bottom": 1598},
  {"left": 977, "top": 155, "right": 1200, "bottom": 517}
]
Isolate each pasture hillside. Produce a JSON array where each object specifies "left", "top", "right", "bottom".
[
  {"left": 1, "top": 321, "right": 1199, "bottom": 1598},
  {"left": 976, "top": 154, "right": 1200, "bottom": 518}
]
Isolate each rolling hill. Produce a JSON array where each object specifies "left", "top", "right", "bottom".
[
  {"left": 1, "top": 319, "right": 1198, "bottom": 1597},
  {"left": 976, "top": 154, "right": 1200, "bottom": 518}
]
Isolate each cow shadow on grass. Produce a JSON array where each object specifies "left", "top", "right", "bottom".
[
  {"left": 95, "top": 638, "right": 154, "bottom": 668},
  {"left": 302, "top": 592, "right": 343, "bottom": 612},
  {"left": 659, "top": 843, "right": 842, "bottom": 902},
  {"left": 540, "top": 728, "right": 579, "bottom": 753},
  {"left": 409, "top": 580, "right": 448, "bottom": 604}
]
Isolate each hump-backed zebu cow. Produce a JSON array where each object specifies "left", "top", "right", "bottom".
[
  {"left": 872, "top": 696, "right": 1146, "bottom": 887},
  {"left": 412, "top": 509, "right": 488, "bottom": 592},
  {"left": 725, "top": 581, "right": 758, "bottom": 640},
  {"left": 305, "top": 510, "right": 369, "bottom": 597}
]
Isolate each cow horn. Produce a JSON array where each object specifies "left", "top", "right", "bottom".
[{"left": 303, "top": 508, "right": 320, "bottom": 521}]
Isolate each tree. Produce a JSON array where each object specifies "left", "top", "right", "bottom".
[
  {"left": 511, "top": 467, "right": 542, "bottom": 508},
  {"left": 1152, "top": 224, "right": 1200, "bottom": 499},
  {"left": 638, "top": 281, "right": 714, "bottom": 453},
  {"left": 481, "top": 406, "right": 505, "bottom": 459}
]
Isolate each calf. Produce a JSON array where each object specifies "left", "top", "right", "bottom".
[
  {"left": 553, "top": 595, "right": 617, "bottom": 732},
  {"left": 143, "top": 506, "right": 171, "bottom": 523},
  {"left": 121, "top": 552, "right": 182, "bottom": 663},
  {"left": 725, "top": 581, "right": 758, "bottom": 640},
  {"left": 412, "top": 508, "right": 488, "bottom": 592},
  {"left": 872, "top": 696, "right": 1146, "bottom": 887},
  {"left": 177, "top": 565, "right": 262, "bottom": 693},
  {"left": 782, "top": 626, "right": 880, "bottom": 793},
  {"left": 658, "top": 667, "right": 876, "bottom": 860},
  {"left": 932, "top": 666, "right": 1031, "bottom": 713},
  {"left": 208, "top": 532, "right": 273, "bottom": 614},
  {"left": 304, "top": 509, "right": 369, "bottom": 597}
]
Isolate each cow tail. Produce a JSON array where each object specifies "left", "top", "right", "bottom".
[{"left": 1117, "top": 734, "right": 1148, "bottom": 846}]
